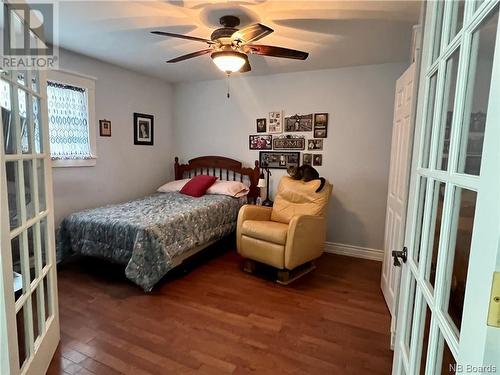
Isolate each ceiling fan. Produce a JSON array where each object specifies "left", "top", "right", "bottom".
[{"left": 151, "top": 15, "right": 309, "bottom": 75}]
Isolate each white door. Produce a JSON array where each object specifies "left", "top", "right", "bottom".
[
  {"left": 381, "top": 63, "right": 416, "bottom": 348},
  {"left": 0, "top": 12, "right": 60, "bottom": 375},
  {"left": 393, "top": 0, "right": 500, "bottom": 374}
]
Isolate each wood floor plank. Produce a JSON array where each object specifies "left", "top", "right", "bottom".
[
  {"left": 48, "top": 251, "right": 393, "bottom": 374},
  {"left": 189, "top": 350, "right": 237, "bottom": 374},
  {"left": 78, "top": 357, "right": 122, "bottom": 375}
]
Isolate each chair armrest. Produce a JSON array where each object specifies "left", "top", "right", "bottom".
[
  {"left": 236, "top": 205, "right": 273, "bottom": 252},
  {"left": 285, "top": 215, "right": 326, "bottom": 269},
  {"left": 238, "top": 204, "right": 273, "bottom": 223}
]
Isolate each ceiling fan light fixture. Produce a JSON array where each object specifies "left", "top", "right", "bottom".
[{"left": 211, "top": 51, "right": 247, "bottom": 74}]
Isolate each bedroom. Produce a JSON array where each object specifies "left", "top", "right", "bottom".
[{"left": 1, "top": 0, "right": 500, "bottom": 374}]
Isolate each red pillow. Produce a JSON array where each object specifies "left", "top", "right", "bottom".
[{"left": 180, "top": 175, "right": 218, "bottom": 197}]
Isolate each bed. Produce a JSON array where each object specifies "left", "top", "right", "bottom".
[{"left": 57, "top": 156, "right": 260, "bottom": 291}]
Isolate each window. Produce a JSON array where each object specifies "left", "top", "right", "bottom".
[
  {"left": 47, "top": 82, "right": 91, "bottom": 159},
  {"left": 46, "top": 70, "right": 96, "bottom": 167}
]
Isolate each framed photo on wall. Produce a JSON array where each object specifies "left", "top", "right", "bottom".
[
  {"left": 99, "top": 119, "right": 111, "bottom": 137},
  {"left": 314, "top": 113, "right": 328, "bottom": 138},
  {"left": 302, "top": 153, "right": 312, "bottom": 166},
  {"left": 313, "top": 154, "right": 323, "bottom": 166},
  {"left": 307, "top": 139, "right": 323, "bottom": 150},
  {"left": 268, "top": 111, "right": 283, "bottom": 134},
  {"left": 249, "top": 135, "right": 272, "bottom": 150},
  {"left": 284, "top": 114, "right": 313, "bottom": 132},
  {"left": 134, "top": 113, "right": 154, "bottom": 146},
  {"left": 256, "top": 118, "right": 267, "bottom": 133},
  {"left": 259, "top": 151, "right": 300, "bottom": 170}
]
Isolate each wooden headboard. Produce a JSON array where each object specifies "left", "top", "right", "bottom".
[{"left": 174, "top": 156, "right": 260, "bottom": 202}]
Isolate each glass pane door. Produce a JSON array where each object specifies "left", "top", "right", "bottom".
[
  {"left": 1, "top": 22, "right": 59, "bottom": 375},
  {"left": 393, "top": 1, "right": 500, "bottom": 374}
]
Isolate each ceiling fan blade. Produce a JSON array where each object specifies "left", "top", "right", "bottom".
[
  {"left": 151, "top": 31, "right": 214, "bottom": 44},
  {"left": 166, "top": 49, "right": 213, "bottom": 63},
  {"left": 232, "top": 23, "right": 273, "bottom": 44},
  {"left": 244, "top": 45, "right": 309, "bottom": 60},
  {"left": 240, "top": 58, "right": 251, "bottom": 73}
]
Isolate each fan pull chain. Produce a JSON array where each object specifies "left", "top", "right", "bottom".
[{"left": 226, "top": 73, "right": 231, "bottom": 99}]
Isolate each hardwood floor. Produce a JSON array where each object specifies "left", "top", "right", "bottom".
[{"left": 47, "top": 247, "right": 393, "bottom": 374}]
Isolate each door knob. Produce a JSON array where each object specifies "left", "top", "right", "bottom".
[{"left": 392, "top": 247, "right": 408, "bottom": 267}]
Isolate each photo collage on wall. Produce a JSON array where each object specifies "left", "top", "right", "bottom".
[{"left": 249, "top": 111, "right": 328, "bottom": 169}]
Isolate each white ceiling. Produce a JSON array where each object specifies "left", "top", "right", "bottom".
[{"left": 57, "top": 0, "right": 421, "bottom": 83}]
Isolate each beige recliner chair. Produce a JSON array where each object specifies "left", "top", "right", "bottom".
[{"left": 237, "top": 176, "right": 332, "bottom": 284}]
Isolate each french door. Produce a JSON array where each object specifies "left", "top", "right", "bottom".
[
  {"left": 0, "top": 14, "right": 60, "bottom": 375},
  {"left": 393, "top": 0, "right": 500, "bottom": 374}
]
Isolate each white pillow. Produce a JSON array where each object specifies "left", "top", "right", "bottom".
[
  {"left": 157, "top": 178, "right": 190, "bottom": 193},
  {"left": 207, "top": 180, "right": 250, "bottom": 198}
]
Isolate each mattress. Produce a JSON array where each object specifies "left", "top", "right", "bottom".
[{"left": 56, "top": 192, "right": 245, "bottom": 291}]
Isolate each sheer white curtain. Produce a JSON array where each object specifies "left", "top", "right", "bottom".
[{"left": 47, "top": 81, "right": 92, "bottom": 160}]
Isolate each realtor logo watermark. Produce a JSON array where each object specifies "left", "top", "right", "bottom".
[
  {"left": 2, "top": 0, "right": 59, "bottom": 70},
  {"left": 449, "top": 364, "right": 497, "bottom": 373}
]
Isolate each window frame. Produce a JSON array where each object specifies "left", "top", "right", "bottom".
[{"left": 46, "top": 69, "right": 97, "bottom": 168}]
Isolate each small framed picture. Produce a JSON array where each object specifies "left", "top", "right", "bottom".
[
  {"left": 249, "top": 135, "right": 272, "bottom": 150},
  {"left": 302, "top": 153, "right": 312, "bottom": 166},
  {"left": 314, "top": 113, "right": 328, "bottom": 138},
  {"left": 308, "top": 139, "right": 323, "bottom": 150},
  {"left": 256, "top": 118, "right": 267, "bottom": 133},
  {"left": 268, "top": 111, "right": 283, "bottom": 134},
  {"left": 99, "top": 119, "right": 111, "bottom": 137},
  {"left": 313, "top": 154, "right": 323, "bottom": 166},
  {"left": 134, "top": 113, "right": 154, "bottom": 146},
  {"left": 284, "top": 114, "right": 313, "bottom": 132}
]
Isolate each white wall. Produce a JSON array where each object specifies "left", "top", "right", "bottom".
[
  {"left": 173, "top": 63, "right": 407, "bottom": 250},
  {"left": 53, "top": 49, "right": 174, "bottom": 225}
]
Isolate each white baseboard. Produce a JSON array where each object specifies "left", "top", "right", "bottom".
[{"left": 324, "top": 242, "right": 384, "bottom": 262}]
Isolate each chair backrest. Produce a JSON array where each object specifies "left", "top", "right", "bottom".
[{"left": 271, "top": 176, "right": 333, "bottom": 224}]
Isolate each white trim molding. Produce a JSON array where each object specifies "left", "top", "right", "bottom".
[
  {"left": 51, "top": 68, "right": 97, "bottom": 82},
  {"left": 324, "top": 242, "right": 384, "bottom": 262}
]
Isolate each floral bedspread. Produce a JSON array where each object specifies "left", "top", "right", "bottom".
[{"left": 57, "top": 192, "right": 245, "bottom": 291}]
